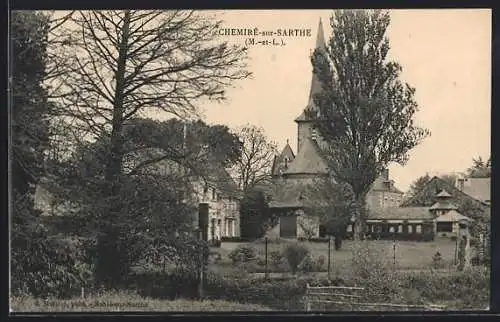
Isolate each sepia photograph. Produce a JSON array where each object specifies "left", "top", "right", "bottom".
[{"left": 9, "top": 9, "right": 491, "bottom": 312}]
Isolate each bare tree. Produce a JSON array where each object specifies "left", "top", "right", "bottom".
[
  {"left": 45, "top": 10, "right": 250, "bottom": 287},
  {"left": 232, "top": 124, "right": 277, "bottom": 191}
]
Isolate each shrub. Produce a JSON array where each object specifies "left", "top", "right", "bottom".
[
  {"left": 283, "top": 243, "right": 310, "bottom": 274},
  {"left": 316, "top": 255, "right": 326, "bottom": 269},
  {"left": 298, "top": 255, "right": 314, "bottom": 273},
  {"left": 270, "top": 251, "right": 283, "bottom": 267},
  {"left": 432, "top": 251, "right": 445, "bottom": 269},
  {"left": 350, "top": 241, "right": 400, "bottom": 302},
  {"left": 228, "top": 245, "right": 256, "bottom": 264}
]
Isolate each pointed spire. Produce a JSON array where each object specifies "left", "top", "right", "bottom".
[
  {"left": 315, "top": 17, "right": 326, "bottom": 51},
  {"left": 307, "top": 17, "right": 327, "bottom": 109}
]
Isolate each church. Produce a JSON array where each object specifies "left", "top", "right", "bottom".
[{"left": 267, "top": 18, "right": 405, "bottom": 239}]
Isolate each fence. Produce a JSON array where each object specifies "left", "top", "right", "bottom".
[{"left": 304, "top": 284, "right": 447, "bottom": 312}]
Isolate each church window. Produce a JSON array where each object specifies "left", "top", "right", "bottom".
[
  {"left": 408, "top": 225, "right": 413, "bottom": 233},
  {"left": 398, "top": 225, "right": 403, "bottom": 233},
  {"left": 416, "top": 225, "right": 422, "bottom": 233},
  {"left": 311, "top": 128, "right": 317, "bottom": 141},
  {"left": 389, "top": 226, "right": 395, "bottom": 233}
]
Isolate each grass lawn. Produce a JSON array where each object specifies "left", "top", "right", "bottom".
[
  {"left": 11, "top": 292, "right": 272, "bottom": 312},
  {"left": 210, "top": 238, "right": 461, "bottom": 275}
]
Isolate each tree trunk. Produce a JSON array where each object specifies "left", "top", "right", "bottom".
[
  {"left": 95, "top": 10, "right": 132, "bottom": 289},
  {"left": 352, "top": 194, "right": 367, "bottom": 241}
]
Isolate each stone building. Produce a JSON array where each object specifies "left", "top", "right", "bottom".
[{"left": 268, "top": 19, "right": 403, "bottom": 239}]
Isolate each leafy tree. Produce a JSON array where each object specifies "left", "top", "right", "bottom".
[
  {"left": 46, "top": 10, "right": 250, "bottom": 287},
  {"left": 10, "top": 11, "right": 50, "bottom": 198},
  {"left": 232, "top": 125, "right": 277, "bottom": 191},
  {"left": 303, "top": 178, "right": 356, "bottom": 247},
  {"left": 308, "top": 10, "right": 429, "bottom": 240},
  {"left": 9, "top": 11, "right": 90, "bottom": 298},
  {"left": 239, "top": 187, "right": 276, "bottom": 239},
  {"left": 467, "top": 156, "right": 491, "bottom": 178},
  {"left": 406, "top": 173, "right": 457, "bottom": 200}
]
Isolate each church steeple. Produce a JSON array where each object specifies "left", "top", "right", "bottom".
[
  {"left": 295, "top": 17, "right": 327, "bottom": 124},
  {"left": 294, "top": 18, "right": 327, "bottom": 153}
]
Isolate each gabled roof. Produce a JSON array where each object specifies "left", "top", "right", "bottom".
[
  {"left": 271, "top": 142, "right": 296, "bottom": 176},
  {"left": 368, "top": 207, "right": 434, "bottom": 221},
  {"left": 436, "top": 210, "right": 473, "bottom": 222},
  {"left": 429, "top": 201, "right": 458, "bottom": 211},
  {"left": 370, "top": 176, "right": 404, "bottom": 194},
  {"left": 283, "top": 138, "right": 329, "bottom": 175},
  {"left": 436, "top": 189, "right": 452, "bottom": 198},
  {"left": 459, "top": 177, "right": 490, "bottom": 203},
  {"left": 401, "top": 176, "right": 489, "bottom": 208}
]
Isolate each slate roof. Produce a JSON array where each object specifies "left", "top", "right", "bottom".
[
  {"left": 283, "top": 138, "right": 329, "bottom": 175},
  {"left": 272, "top": 142, "right": 296, "bottom": 176},
  {"left": 401, "top": 176, "right": 490, "bottom": 208},
  {"left": 460, "top": 177, "right": 490, "bottom": 203},
  {"left": 429, "top": 201, "right": 458, "bottom": 211},
  {"left": 295, "top": 18, "right": 326, "bottom": 123},
  {"left": 436, "top": 210, "right": 473, "bottom": 222},
  {"left": 370, "top": 176, "right": 404, "bottom": 194},
  {"left": 436, "top": 189, "right": 452, "bottom": 198},
  {"left": 368, "top": 207, "right": 434, "bottom": 221}
]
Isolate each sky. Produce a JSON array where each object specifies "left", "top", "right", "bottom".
[{"left": 196, "top": 9, "right": 491, "bottom": 192}]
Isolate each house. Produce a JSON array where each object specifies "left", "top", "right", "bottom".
[
  {"left": 267, "top": 18, "right": 404, "bottom": 239},
  {"left": 191, "top": 162, "right": 242, "bottom": 241},
  {"left": 364, "top": 188, "right": 474, "bottom": 241},
  {"left": 132, "top": 149, "right": 242, "bottom": 243}
]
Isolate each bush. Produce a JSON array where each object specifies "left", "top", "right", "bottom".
[
  {"left": 283, "top": 243, "right": 310, "bottom": 274},
  {"left": 432, "top": 251, "right": 445, "bottom": 269},
  {"left": 400, "top": 268, "right": 489, "bottom": 309},
  {"left": 350, "top": 241, "right": 400, "bottom": 302},
  {"left": 228, "top": 245, "right": 256, "bottom": 264},
  {"left": 270, "top": 251, "right": 283, "bottom": 267}
]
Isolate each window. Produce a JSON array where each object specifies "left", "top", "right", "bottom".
[
  {"left": 212, "top": 188, "right": 216, "bottom": 200},
  {"left": 408, "top": 225, "right": 413, "bottom": 233},
  {"left": 389, "top": 226, "right": 395, "bottom": 233},
  {"left": 416, "top": 225, "right": 422, "bottom": 234},
  {"left": 203, "top": 185, "right": 208, "bottom": 194},
  {"left": 398, "top": 225, "right": 403, "bottom": 233},
  {"left": 437, "top": 222, "right": 453, "bottom": 233},
  {"left": 311, "top": 128, "right": 317, "bottom": 141}
]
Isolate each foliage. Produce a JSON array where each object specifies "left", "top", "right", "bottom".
[
  {"left": 11, "top": 195, "right": 91, "bottom": 298},
  {"left": 270, "top": 250, "right": 284, "bottom": 267},
  {"left": 10, "top": 11, "right": 51, "bottom": 197},
  {"left": 400, "top": 268, "right": 489, "bottom": 309},
  {"left": 432, "top": 252, "right": 445, "bottom": 269},
  {"left": 231, "top": 124, "right": 278, "bottom": 191},
  {"left": 45, "top": 10, "right": 250, "bottom": 288},
  {"left": 304, "top": 178, "right": 355, "bottom": 243},
  {"left": 308, "top": 10, "right": 429, "bottom": 239},
  {"left": 350, "top": 241, "right": 400, "bottom": 301},
  {"left": 298, "top": 254, "right": 324, "bottom": 273},
  {"left": 467, "top": 156, "right": 491, "bottom": 178},
  {"left": 406, "top": 173, "right": 458, "bottom": 200},
  {"left": 228, "top": 245, "right": 256, "bottom": 264},
  {"left": 283, "top": 243, "right": 310, "bottom": 274},
  {"left": 239, "top": 187, "right": 275, "bottom": 239}
]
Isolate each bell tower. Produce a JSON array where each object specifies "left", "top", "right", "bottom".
[{"left": 295, "top": 18, "right": 327, "bottom": 153}]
